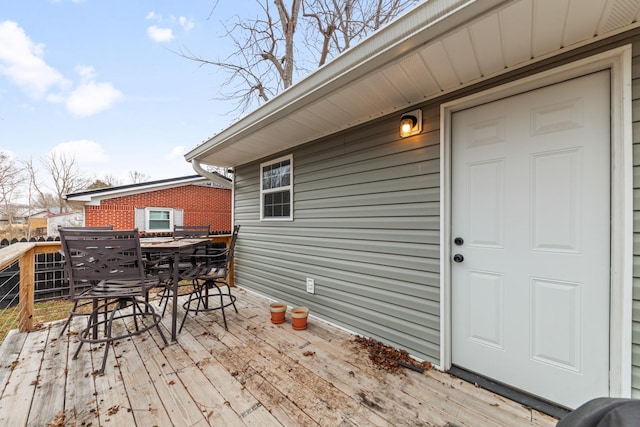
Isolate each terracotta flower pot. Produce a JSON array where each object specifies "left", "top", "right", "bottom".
[
  {"left": 270, "top": 302, "right": 287, "bottom": 324},
  {"left": 291, "top": 306, "right": 309, "bottom": 330}
]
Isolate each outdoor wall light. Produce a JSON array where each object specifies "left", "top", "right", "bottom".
[{"left": 399, "top": 109, "right": 422, "bottom": 138}]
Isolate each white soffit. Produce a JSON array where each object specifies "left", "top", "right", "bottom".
[{"left": 186, "top": 0, "right": 640, "bottom": 168}]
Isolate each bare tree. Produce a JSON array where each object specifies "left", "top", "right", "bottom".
[
  {"left": 0, "top": 152, "right": 24, "bottom": 228},
  {"left": 181, "top": 0, "right": 417, "bottom": 114},
  {"left": 86, "top": 179, "right": 113, "bottom": 190},
  {"left": 303, "top": 0, "right": 413, "bottom": 65},
  {"left": 127, "top": 170, "right": 150, "bottom": 184},
  {"left": 102, "top": 174, "right": 122, "bottom": 187},
  {"left": 24, "top": 157, "right": 55, "bottom": 213},
  {"left": 40, "top": 152, "right": 92, "bottom": 213}
]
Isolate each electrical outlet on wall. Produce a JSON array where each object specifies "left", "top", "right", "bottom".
[{"left": 306, "top": 278, "right": 315, "bottom": 294}]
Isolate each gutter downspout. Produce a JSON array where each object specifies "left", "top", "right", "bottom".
[{"left": 191, "top": 159, "right": 232, "bottom": 189}]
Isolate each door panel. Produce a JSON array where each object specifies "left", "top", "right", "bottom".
[
  {"left": 467, "top": 160, "right": 505, "bottom": 248},
  {"left": 451, "top": 71, "right": 610, "bottom": 409},
  {"left": 531, "top": 149, "right": 582, "bottom": 252}
]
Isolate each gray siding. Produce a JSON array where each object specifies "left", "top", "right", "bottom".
[
  {"left": 234, "top": 108, "right": 442, "bottom": 362},
  {"left": 234, "top": 31, "right": 640, "bottom": 392},
  {"left": 632, "top": 39, "right": 640, "bottom": 399}
]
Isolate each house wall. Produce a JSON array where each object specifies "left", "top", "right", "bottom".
[
  {"left": 84, "top": 185, "right": 231, "bottom": 232},
  {"left": 234, "top": 110, "right": 441, "bottom": 362},
  {"left": 234, "top": 30, "right": 640, "bottom": 395},
  {"left": 631, "top": 39, "right": 640, "bottom": 399}
]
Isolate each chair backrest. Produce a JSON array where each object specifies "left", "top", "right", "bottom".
[
  {"left": 58, "top": 226, "right": 115, "bottom": 296},
  {"left": 59, "top": 228, "right": 146, "bottom": 285},
  {"left": 58, "top": 225, "right": 114, "bottom": 232},
  {"left": 223, "top": 225, "right": 241, "bottom": 273},
  {"left": 174, "top": 225, "right": 210, "bottom": 238}
]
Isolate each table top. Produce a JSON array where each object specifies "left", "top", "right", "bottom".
[{"left": 140, "top": 237, "right": 211, "bottom": 251}]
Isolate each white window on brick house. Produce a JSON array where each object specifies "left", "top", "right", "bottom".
[
  {"left": 135, "top": 207, "right": 183, "bottom": 232},
  {"left": 260, "top": 154, "right": 293, "bottom": 221}
]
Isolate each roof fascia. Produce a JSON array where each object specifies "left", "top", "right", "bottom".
[
  {"left": 185, "top": 0, "right": 509, "bottom": 164},
  {"left": 66, "top": 176, "right": 215, "bottom": 205}
]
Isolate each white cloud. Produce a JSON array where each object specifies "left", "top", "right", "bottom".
[
  {"left": 0, "top": 149, "right": 18, "bottom": 160},
  {"left": 51, "top": 139, "right": 109, "bottom": 163},
  {"left": 65, "top": 65, "right": 122, "bottom": 117},
  {"left": 165, "top": 146, "right": 186, "bottom": 161},
  {"left": 75, "top": 64, "right": 96, "bottom": 81},
  {"left": 66, "top": 81, "right": 122, "bottom": 117},
  {"left": 147, "top": 25, "right": 174, "bottom": 42},
  {"left": 0, "top": 22, "right": 121, "bottom": 117},
  {"left": 146, "top": 11, "right": 159, "bottom": 21},
  {"left": 146, "top": 12, "right": 193, "bottom": 42},
  {"left": 178, "top": 16, "right": 195, "bottom": 31},
  {"left": 0, "top": 20, "right": 69, "bottom": 98}
]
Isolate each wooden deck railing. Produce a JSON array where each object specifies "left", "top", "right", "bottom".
[
  {"left": 0, "top": 241, "right": 61, "bottom": 332},
  {"left": 0, "top": 235, "right": 232, "bottom": 335}
]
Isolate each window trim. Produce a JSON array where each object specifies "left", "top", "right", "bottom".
[
  {"left": 260, "top": 154, "right": 293, "bottom": 221},
  {"left": 145, "top": 207, "right": 174, "bottom": 232}
]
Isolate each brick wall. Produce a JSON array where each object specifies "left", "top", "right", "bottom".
[{"left": 84, "top": 185, "right": 231, "bottom": 232}]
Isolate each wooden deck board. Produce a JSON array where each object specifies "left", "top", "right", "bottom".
[
  {"left": 0, "top": 329, "right": 27, "bottom": 397},
  {"left": 149, "top": 326, "right": 259, "bottom": 426},
  {"left": 238, "top": 292, "right": 475, "bottom": 426},
  {"left": 65, "top": 317, "right": 103, "bottom": 426},
  {"left": 111, "top": 319, "right": 174, "bottom": 427},
  {"left": 232, "top": 301, "right": 426, "bottom": 426},
  {"left": 207, "top": 318, "right": 386, "bottom": 426},
  {"left": 0, "top": 288, "right": 559, "bottom": 427},
  {"left": 27, "top": 323, "right": 68, "bottom": 426},
  {"left": 184, "top": 314, "right": 318, "bottom": 426},
  {"left": 167, "top": 328, "right": 281, "bottom": 426},
  {"left": 126, "top": 321, "right": 211, "bottom": 427},
  {"left": 0, "top": 322, "right": 48, "bottom": 426}
]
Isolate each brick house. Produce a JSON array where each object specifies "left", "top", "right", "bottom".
[{"left": 65, "top": 175, "right": 231, "bottom": 234}]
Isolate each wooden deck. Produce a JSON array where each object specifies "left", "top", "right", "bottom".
[{"left": 0, "top": 288, "right": 558, "bottom": 426}]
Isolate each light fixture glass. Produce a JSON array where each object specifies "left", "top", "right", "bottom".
[
  {"left": 399, "top": 109, "right": 422, "bottom": 138},
  {"left": 400, "top": 117, "right": 415, "bottom": 135}
]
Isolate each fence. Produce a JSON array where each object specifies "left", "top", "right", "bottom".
[
  {"left": 0, "top": 229, "right": 232, "bottom": 340},
  {"left": 0, "top": 237, "right": 66, "bottom": 309},
  {"left": 0, "top": 231, "right": 198, "bottom": 308}
]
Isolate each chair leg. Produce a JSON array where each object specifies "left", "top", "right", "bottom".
[
  {"left": 128, "top": 299, "right": 140, "bottom": 332},
  {"left": 179, "top": 279, "right": 237, "bottom": 332},
  {"left": 223, "top": 283, "right": 239, "bottom": 314},
  {"left": 217, "top": 286, "right": 228, "bottom": 330},
  {"left": 73, "top": 306, "right": 98, "bottom": 360},
  {"left": 179, "top": 289, "right": 198, "bottom": 333},
  {"left": 160, "top": 289, "right": 169, "bottom": 317},
  {"left": 59, "top": 299, "right": 78, "bottom": 337},
  {"left": 148, "top": 301, "right": 169, "bottom": 346}
]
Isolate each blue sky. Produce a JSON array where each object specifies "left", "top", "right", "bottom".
[{"left": 0, "top": 0, "right": 242, "bottom": 183}]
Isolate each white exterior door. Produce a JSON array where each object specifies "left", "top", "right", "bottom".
[{"left": 451, "top": 71, "right": 610, "bottom": 409}]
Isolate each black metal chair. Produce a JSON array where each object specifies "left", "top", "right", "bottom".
[
  {"left": 58, "top": 225, "right": 114, "bottom": 337},
  {"left": 179, "top": 225, "right": 240, "bottom": 331},
  {"left": 155, "top": 224, "right": 214, "bottom": 315},
  {"left": 173, "top": 224, "right": 210, "bottom": 238},
  {"left": 59, "top": 228, "right": 168, "bottom": 374}
]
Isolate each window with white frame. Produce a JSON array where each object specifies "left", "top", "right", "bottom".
[
  {"left": 146, "top": 207, "right": 173, "bottom": 231},
  {"left": 260, "top": 155, "right": 293, "bottom": 220}
]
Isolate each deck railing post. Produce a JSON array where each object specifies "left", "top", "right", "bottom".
[{"left": 19, "top": 248, "right": 35, "bottom": 332}]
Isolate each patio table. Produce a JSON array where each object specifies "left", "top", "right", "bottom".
[{"left": 141, "top": 235, "right": 231, "bottom": 341}]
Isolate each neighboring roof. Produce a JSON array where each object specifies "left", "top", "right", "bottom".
[
  {"left": 185, "top": 0, "right": 640, "bottom": 168},
  {"left": 46, "top": 211, "right": 79, "bottom": 218},
  {"left": 0, "top": 205, "right": 49, "bottom": 220},
  {"left": 66, "top": 174, "right": 230, "bottom": 206}
]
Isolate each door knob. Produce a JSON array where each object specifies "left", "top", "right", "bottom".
[
  {"left": 453, "top": 254, "right": 464, "bottom": 263},
  {"left": 454, "top": 237, "right": 464, "bottom": 246}
]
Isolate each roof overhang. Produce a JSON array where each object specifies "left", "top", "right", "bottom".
[
  {"left": 66, "top": 175, "right": 220, "bottom": 206},
  {"left": 185, "top": 0, "right": 640, "bottom": 168}
]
